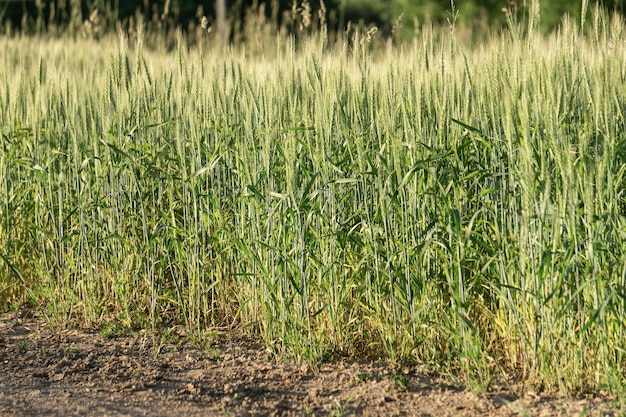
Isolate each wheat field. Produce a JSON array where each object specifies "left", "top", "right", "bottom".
[{"left": 1, "top": 7, "right": 626, "bottom": 394}]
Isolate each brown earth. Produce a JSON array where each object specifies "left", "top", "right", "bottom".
[{"left": 0, "top": 310, "right": 622, "bottom": 417}]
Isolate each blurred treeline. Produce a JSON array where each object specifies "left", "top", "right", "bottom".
[{"left": 1, "top": 0, "right": 624, "bottom": 40}]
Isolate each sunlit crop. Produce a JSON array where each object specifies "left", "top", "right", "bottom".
[{"left": 1, "top": 7, "right": 626, "bottom": 394}]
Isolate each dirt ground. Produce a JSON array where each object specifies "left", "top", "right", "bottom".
[{"left": 0, "top": 310, "right": 622, "bottom": 417}]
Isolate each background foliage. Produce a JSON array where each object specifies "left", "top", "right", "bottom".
[{"left": 2, "top": 0, "right": 625, "bottom": 38}]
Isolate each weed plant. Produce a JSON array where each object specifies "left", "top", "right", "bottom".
[{"left": 1, "top": 5, "right": 626, "bottom": 394}]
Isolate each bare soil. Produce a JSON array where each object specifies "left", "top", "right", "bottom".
[{"left": 0, "top": 310, "right": 621, "bottom": 417}]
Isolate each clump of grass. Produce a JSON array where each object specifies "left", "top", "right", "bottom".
[{"left": 1, "top": 6, "right": 626, "bottom": 395}]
